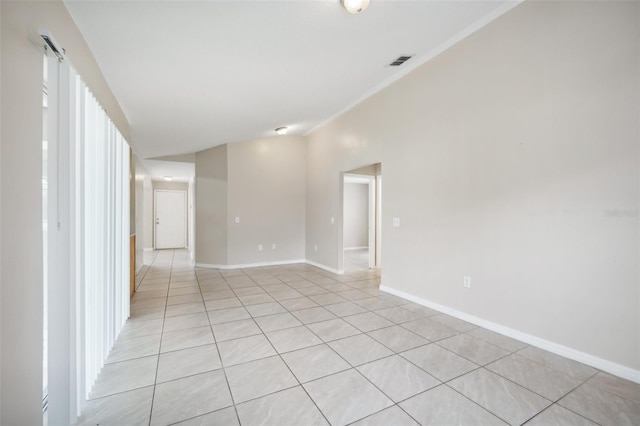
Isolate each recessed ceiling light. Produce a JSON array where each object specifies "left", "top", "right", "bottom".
[
  {"left": 163, "top": 176, "right": 173, "bottom": 181},
  {"left": 342, "top": 0, "right": 370, "bottom": 14},
  {"left": 275, "top": 127, "right": 288, "bottom": 135}
]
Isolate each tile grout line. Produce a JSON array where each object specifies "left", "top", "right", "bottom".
[
  {"left": 147, "top": 248, "right": 174, "bottom": 426},
  {"left": 209, "top": 266, "right": 377, "bottom": 424},
  {"left": 274, "top": 292, "right": 411, "bottom": 425},
  {"left": 107, "top": 256, "right": 612, "bottom": 426},
  {"left": 134, "top": 251, "right": 155, "bottom": 292},
  {"left": 433, "top": 337, "right": 599, "bottom": 407},
  {"left": 442, "top": 380, "right": 517, "bottom": 425},
  {"left": 110, "top": 259, "right": 490, "bottom": 424},
  {"left": 389, "top": 334, "right": 558, "bottom": 424},
  {"left": 197, "top": 263, "right": 242, "bottom": 425},
  {"left": 543, "top": 380, "right": 607, "bottom": 425},
  {"left": 269, "top": 279, "right": 537, "bottom": 425},
  {"left": 255, "top": 311, "right": 333, "bottom": 426},
  {"left": 236, "top": 267, "right": 349, "bottom": 425}
]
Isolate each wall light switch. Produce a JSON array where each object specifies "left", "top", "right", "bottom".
[
  {"left": 392, "top": 217, "right": 400, "bottom": 227},
  {"left": 314, "top": 244, "right": 318, "bottom": 252},
  {"left": 272, "top": 243, "right": 276, "bottom": 250},
  {"left": 258, "top": 244, "right": 263, "bottom": 251},
  {"left": 331, "top": 217, "right": 335, "bottom": 225},
  {"left": 464, "top": 276, "right": 471, "bottom": 289},
  {"left": 235, "top": 216, "right": 240, "bottom": 224}
]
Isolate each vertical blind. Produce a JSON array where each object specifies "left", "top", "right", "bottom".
[
  {"left": 79, "top": 79, "right": 130, "bottom": 399},
  {"left": 47, "top": 54, "right": 130, "bottom": 423}
]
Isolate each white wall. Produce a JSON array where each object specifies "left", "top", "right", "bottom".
[
  {"left": 306, "top": 0, "right": 639, "bottom": 375},
  {"left": 343, "top": 183, "right": 368, "bottom": 249},
  {"left": 0, "top": 1, "right": 130, "bottom": 424}
]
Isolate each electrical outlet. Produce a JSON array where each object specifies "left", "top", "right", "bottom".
[
  {"left": 272, "top": 243, "right": 276, "bottom": 250},
  {"left": 314, "top": 244, "right": 318, "bottom": 252},
  {"left": 464, "top": 276, "right": 471, "bottom": 289},
  {"left": 235, "top": 216, "right": 240, "bottom": 224},
  {"left": 258, "top": 244, "right": 263, "bottom": 251}
]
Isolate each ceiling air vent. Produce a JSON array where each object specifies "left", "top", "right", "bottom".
[{"left": 389, "top": 55, "right": 413, "bottom": 67}]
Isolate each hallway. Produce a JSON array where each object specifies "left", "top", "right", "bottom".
[
  {"left": 78, "top": 250, "right": 640, "bottom": 426},
  {"left": 343, "top": 248, "right": 371, "bottom": 272}
]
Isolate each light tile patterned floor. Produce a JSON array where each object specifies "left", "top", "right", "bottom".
[
  {"left": 343, "top": 248, "right": 369, "bottom": 272},
  {"left": 78, "top": 249, "right": 640, "bottom": 426}
]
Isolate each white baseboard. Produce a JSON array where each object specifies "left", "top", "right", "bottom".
[
  {"left": 143, "top": 248, "right": 154, "bottom": 252},
  {"left": 305, "top": 260, "right": 344, "bottom": 275},
  {"left": 195, "top": 259, "right": 345, "bottom": 275},
  {"left": 195, "top": 259, "right": 306, "bottom": 270},
  {"left": 344, "top": 246, "right": 368, "bottom": 251},
  {"left": 380, "top": 284, "right": 640, "bottom": 384}
]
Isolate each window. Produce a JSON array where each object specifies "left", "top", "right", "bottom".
[{"left": 44, "top": 48, "right": 130, "bottom": 424}]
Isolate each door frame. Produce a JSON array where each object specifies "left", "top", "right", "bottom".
[
  {"left": 154, "top": 189, "right": 187, "bottom": 249},
  {"left": 366, "top": 175, "right": 376, "bottom": 268},
  {"left": 375, "top": 175, "right": 382, "bottom": 268},
  {"left": 342, "top": 173, "right": 378, "bottom": 270}
]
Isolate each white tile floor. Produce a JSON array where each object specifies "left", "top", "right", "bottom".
[
  {"left": 343, "top": 248, "right": 369, "bottom": 272},
  {"left": 78, "top": 249, "right": 640, "bottom": 426}
]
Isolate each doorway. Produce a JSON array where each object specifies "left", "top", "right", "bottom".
[
  {"left": 154, "top": 190, "right": 187, "bottom": 249},
  {"left": 342, "top": 163, "right": 382, "bottom": 272}
]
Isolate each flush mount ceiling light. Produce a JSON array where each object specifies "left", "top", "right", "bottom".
[
  {"left": 342, "top": 0, "right": 370, "bottom": 14},
  {"left": 275, "top": 127, "right": 288, "bottom": 135},
  {"left": 163, "top": 176, "right": 173, "bottom": 181}
]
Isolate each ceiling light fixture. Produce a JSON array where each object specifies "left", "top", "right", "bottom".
[
  {"left": 341, "top": 0, "right": 370, "bottom": 14},
  {"left": 163, "top": 176, "right": 173, "bottom": 181},
  {"left": 275, "top": 127, "right": 288, "bottom": 135}
]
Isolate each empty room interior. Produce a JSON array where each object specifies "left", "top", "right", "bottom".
[{"left": 1, "top": 0, "right": 639, "bottom": 425}]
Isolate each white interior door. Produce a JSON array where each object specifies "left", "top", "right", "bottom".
[{"left": 155, "top": 190, "right": 186, "bottom": 249}]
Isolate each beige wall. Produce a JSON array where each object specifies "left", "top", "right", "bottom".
[
  {"left": 196, "top": 145, "right": 228, "bottom": 265},
  {"left": 306, "top": 0, "right": 639, "bottom": 373},
  {"left": 227, "top": 136, "right": 306, "bottom": 265},
  {"left": 196, "top": 136, "right": 306, "bottom": 266},
  {"left": 1, "top": 6, "right": 638, "bottom": 425},
  {"left": 0, "top": 1, "right": 130, "bottom": 424},
  {"left": 189, "top": 178, "right": 196, "bottom": 262},
  {"left": 349, "top": 164, "right": 378, "bottom": 176},
  {"left": 343, "top": 183, "right": 368, "bottom": 249},
  {"left": 153, "top": 181, "right": 190, "bottom": 192},
  {"left": 0, "top": 3, "right": 3, "bottom": 420},
  {"left": 0, "top": 0, "right": 4, "bottom": 416}
]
